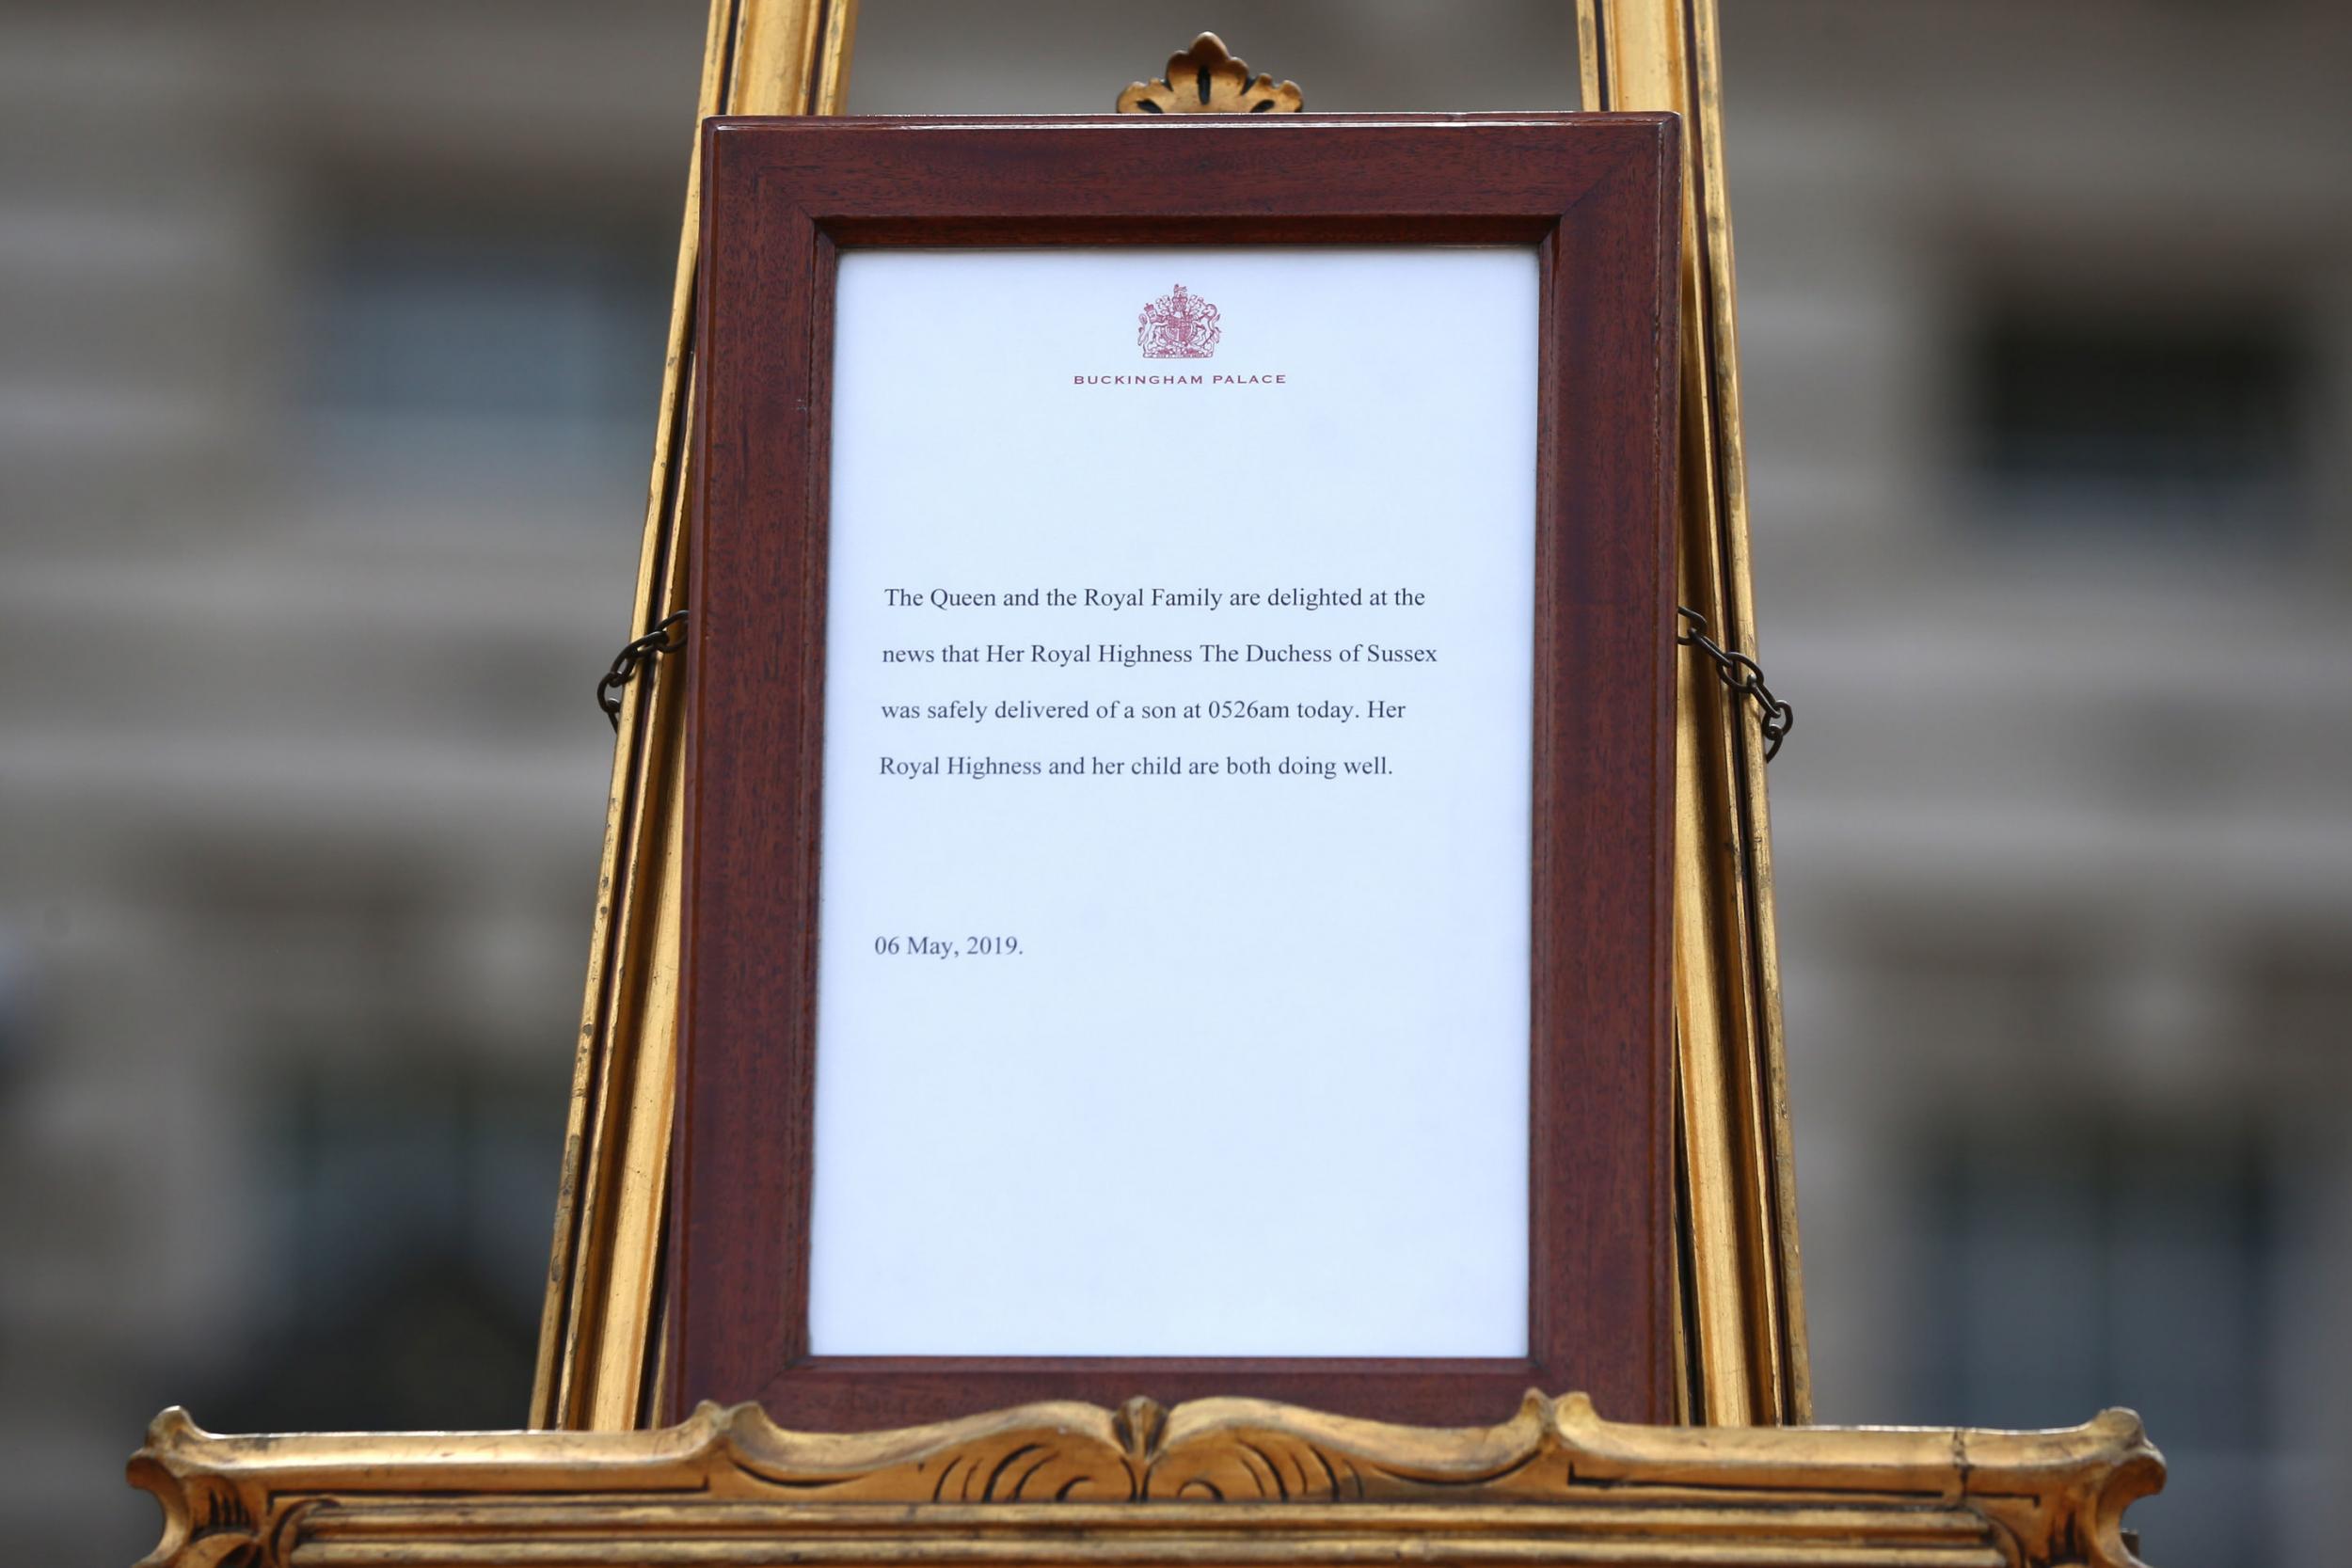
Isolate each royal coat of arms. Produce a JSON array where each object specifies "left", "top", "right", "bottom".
[{"left": 1137, "top": 283, "right": 1221, "bottom": 358}]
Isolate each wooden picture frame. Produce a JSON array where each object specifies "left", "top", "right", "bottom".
[{"left": 677, "top": 113, "right": 1683, "bottom": 1429}]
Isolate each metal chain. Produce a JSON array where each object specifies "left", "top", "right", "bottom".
[
  {"left": 1677, "top": 606, "right": 1791, "bottom": 762},
  {"left": 596, "top": 610, "right": 689, "bottom": 731},
  {"left": 595, "top": 607, "right": 1788, "bottom": 760}
]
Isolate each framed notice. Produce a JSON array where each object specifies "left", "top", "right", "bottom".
[{"left": 680, "top": 114, "right": 1682, "bottom": 1429}]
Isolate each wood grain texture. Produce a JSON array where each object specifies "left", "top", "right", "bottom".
[
  {"left": 684, "top": 116, "right": 1681, "bottom": 1432},
  {"left": 128, "top": 1392, "right": 2165, "bottom": 1568}
]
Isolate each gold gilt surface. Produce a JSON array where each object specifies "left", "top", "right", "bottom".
[
  {"left": 1116, "top": 32, "right": 1305, "bottom": 115},
  {"left": 1577, "top": 0, "right": 1808, "bottom": 1425},
  {"left": 131, "top": 1391, "right": 2161, "bottom": 1568}
]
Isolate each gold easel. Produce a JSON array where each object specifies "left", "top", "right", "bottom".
[
  {"left": 128, "top": 12, "right": 2165, "bottom": 1567},
  {"left": 533, "top": 0, "right": 1804, "bottom": 1441}
]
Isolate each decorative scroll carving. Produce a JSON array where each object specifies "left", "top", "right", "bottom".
[
  {"left": 1117, "top": 32, "right": 1303, "bottom": 115},
  {"left": 131, "top": 1391, "right": 2163, "bottom": 1568}
]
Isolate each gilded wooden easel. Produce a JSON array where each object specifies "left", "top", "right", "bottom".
[
  {"left": 129, "top": 9, "right": 2164, "bottom": 1565},
  {"left": 532, "top": 0, "right": 1804, "bottom": 1441}
]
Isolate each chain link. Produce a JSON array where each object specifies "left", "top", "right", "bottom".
[
  {"left": 596, "top": 610, "right": 689, "bottom": 731},
  {"left": 1677, "top": 606, "right": 1791, "bottom": 762},
  {"left": 594, "top": 607, "right": 1788, "bottom": 760}
]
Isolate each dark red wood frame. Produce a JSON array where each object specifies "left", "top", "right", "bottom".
[{"left": 679, "top": 114, "right": 1683, "bottom": 1430}]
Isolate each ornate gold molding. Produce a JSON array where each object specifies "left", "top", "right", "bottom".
[
  {"left": 1117, "top": 32, "right": 1303, "bottom": 115},
  {"left": 131, "top": 1392, "right": 2161, "bottom": 1568}
]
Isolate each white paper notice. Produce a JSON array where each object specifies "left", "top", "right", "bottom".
[{"left": 811, "top": 247, "right": 1537, "bottom": 1356}]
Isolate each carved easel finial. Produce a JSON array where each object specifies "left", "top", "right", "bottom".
[{"left": 1117, "top": 33, "right": 1303, "bottom": 115}]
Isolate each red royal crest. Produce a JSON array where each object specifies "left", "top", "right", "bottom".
[{"left": 1137, "top": 283, "right": 1221, "bottom": 359}]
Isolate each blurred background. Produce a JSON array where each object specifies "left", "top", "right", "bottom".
[{"left": 2, "top": 1, "right": 2346, "bottom": 1562}]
